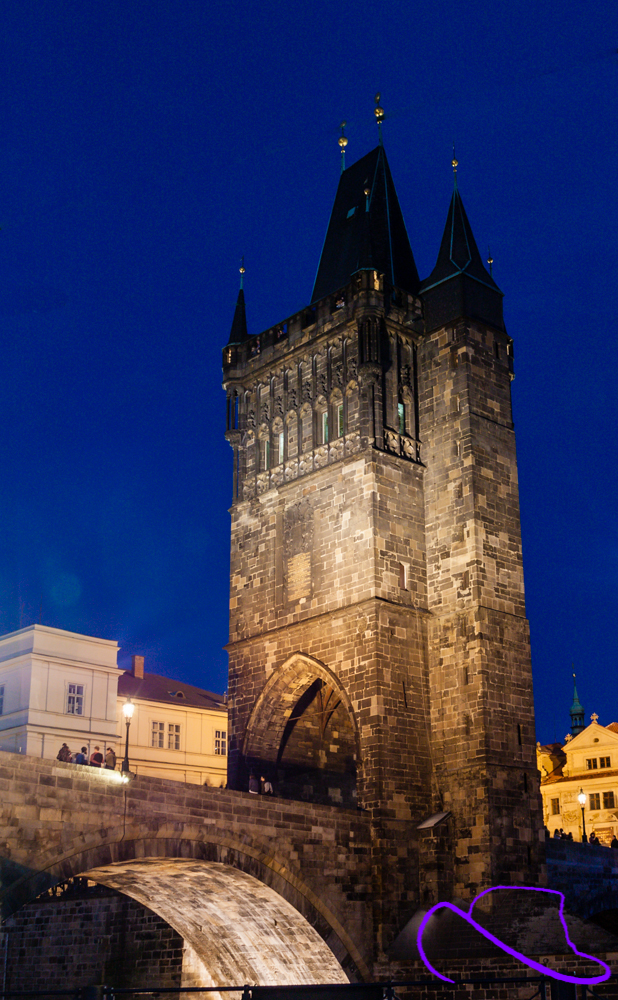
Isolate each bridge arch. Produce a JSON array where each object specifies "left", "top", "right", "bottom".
[
  {"left": 3, "top": 831, "right": 369, "bottom": 983},
  {"left": 242, "top": 653, "right": 359, "bottom": 806}
]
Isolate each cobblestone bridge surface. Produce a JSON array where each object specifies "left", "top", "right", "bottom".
[{"left": 0, "top": 752, "right": 373, "bottom": 982}]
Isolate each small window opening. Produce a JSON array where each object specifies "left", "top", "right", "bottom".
[
  {"left": 523, "top": 772, "right": 528, "bottom": 792},
  {"left": 337, "top": 402, "right": 344, "bottom": 438},
  {"left": 463, "top": 665, "right": 469, "bottom": 686},
  {"left": 321, "top": 411, "right": 329, "bottom": 444},
  {"left": 517, "top": 723, "right": 522, "bottom": 746},
  {"left": 278, "top": 431, "right": 284, "bottom": 465},
  {"left": 398, "top": 402, "right": 405, "bottom": 435},
  {"left": 494, "top": 340, "right": 500, "bottom": 359},
  {"left": 399, "top": 563, "right": 409, "bottom": 590}
]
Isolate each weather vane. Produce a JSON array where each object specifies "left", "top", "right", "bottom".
[
  {"left": 338, "top": 121, "right": 348, "bottom": 174},
  {"left": 452, "top": 143, "right": 458, "bottom": 188},
  {"left": 374, "top": 93, "right": 384, "bottom": 144},
  {"left": 239, "top": 256, "right": 245, "bottom": 289}
]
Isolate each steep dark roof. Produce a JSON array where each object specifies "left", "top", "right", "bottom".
[
  {"left": 420, "top": 186, "right": 504, "bottom": 332},
  {"left": 118, "top": 671, "right": 227, "bottom": 712},
  {"left": 226, "top": 287, "right": 248, "bottom": 345},
  {"left": 311, "top": 145, "right": 419, "bottom": 303}
]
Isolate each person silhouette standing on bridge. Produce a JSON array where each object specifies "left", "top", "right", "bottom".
[
  {"left": 248, "top": 773, "right": 259, "bottom": 794},
  {"left": 56, "top": 743, "right": 71, "bottom": 762},
  {"left": 90, "top": 746, "right": 103, "bottom": 767}
]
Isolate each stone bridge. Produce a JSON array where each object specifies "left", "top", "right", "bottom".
[
  {"left": 3, "top": 753, "right": 618, "bottom": 988},
  {"left": 0, "top": 752, "right": 376, "bottom": 986}
]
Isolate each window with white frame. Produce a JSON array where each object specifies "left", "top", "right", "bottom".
[
  {"left": 151, "top": 721, "right": 165, "bottom": 748},
  {"left": 551, "top": 798, "right": 560, "bottom": 815},
  {"left": 66, "top": 683, "right": 84, "bottom": 715},
  {"left": 168, "top": 723, "right": 180, "bottom": 750},
  {"left": 215, "top": 729, "right": 227, "bottom": 755}
]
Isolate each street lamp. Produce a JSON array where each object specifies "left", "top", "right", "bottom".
[
  {"left": 578, "top": 788, "right": 587, "bottom": 842},
  {"left": 122, "top": 698, "right": 135, "bottom": 773}
]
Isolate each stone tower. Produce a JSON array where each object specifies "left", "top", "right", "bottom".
[{"left": 222, "top": 143, "right": 543, "bottom": 955}]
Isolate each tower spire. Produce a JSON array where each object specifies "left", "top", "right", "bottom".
[
  {"left": 338, "top": 121, "right": 348, "bottom": 175},
  {"left": 226, "top": 259, "right": 249, "bottom": 346},
  {"left": 570, "top": 669, "right": 585, "bottom": 736}
]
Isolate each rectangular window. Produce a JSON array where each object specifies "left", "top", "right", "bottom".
[
  {"left": 0, "top": 685, "right": 4, "bottom": 716},
  {"left": 603, "top": 791, "right": 615, "bottom": 809},
  {"left": 337, "top": 403, "right": 344, "bottom": 438},
  {"left": 551, "top": 798, "right": 560, "bottom": 816},
  {"left": 586, "top": 758, "right": 598, "bottom": 770},
  {"left": 398, "top": 402, "right": 405, "bottom": 435},
  {"left": 261, "top": 439, "right": 270, "bottom": 471},
  {"left": 321, "top": 411, "right": 328, "bottom": 444},
  {"left": 151, "top": 721, "right": 165, "bottom": 748},
  {"left": 278, "top": 431, "right": 284, "bottom": 465},
  {"left": 66, "top": 683, "right": 84, "bottom": 716},
  {"left": 167, "top": 724, "right": 181, "bottom": 751},
  {"left": 600, "top": 757, "right": 611, "bottom": 768},
  {"left": 215, "top": 730, "right": 227, "bottom": 755},
  {"left": 589, "top": 793, "right": 601, "bottom": 810}
]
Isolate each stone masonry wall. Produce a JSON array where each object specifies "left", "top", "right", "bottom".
[
  {"left": 419, "top": 318, "right": 543, "bottom": 896},
  {"left": 2, "top": 885, "right": 183, "bottom": 990}
]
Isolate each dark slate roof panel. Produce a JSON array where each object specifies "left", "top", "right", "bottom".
[
  {"left": 421, "top": 187, "right": 501, "bottom": 294},
  {"left": 227, "top": 287, "right": 248, "bottom": 345},
  {"left": 118, "top": 671, "right": 227, "bottom": 712},
  {"left": 311, "top": 146, "right": 419, "bottom": 303}
]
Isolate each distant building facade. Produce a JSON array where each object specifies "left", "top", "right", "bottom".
[
  {"left": 0, "top": 625, "right": 227, "bottom": 786},
  {"left": 0, "top": 625, "right": 119, "bottom": 759},
  {"left": 538, "top": 713, "right": 618, "bottom": 844},
  {"left": 118, "top": 655, "right": 227, "bottom": 786}
]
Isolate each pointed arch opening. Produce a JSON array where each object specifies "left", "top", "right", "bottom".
[{"left": 242, "top": 654, "right": 359, "bottom": 807}]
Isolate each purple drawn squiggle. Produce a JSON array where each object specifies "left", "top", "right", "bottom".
[{"left": 416, "top": 885, "right": 612, "bottom": 984}]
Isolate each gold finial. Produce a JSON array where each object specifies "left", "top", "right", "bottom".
[
  {"left": 239, "top": 256, "right": 245, "bottom": 289},
  {"left": 374, "top": 93, "right": 385, "bottom": 144},
  {"left": 452, "top": 142, "right": 458, "bottom": 174},
  {"left": 338, "top": 121, "right": 348, "bottom": 174},
  {"left": 487, "top": 246, "right": 493, "bottom": 277}
]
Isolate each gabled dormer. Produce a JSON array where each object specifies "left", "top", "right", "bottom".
[{"left": 561, "top": 717, "right": 618, "bottom": 777}]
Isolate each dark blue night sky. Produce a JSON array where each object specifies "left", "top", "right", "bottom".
[{"left": 0, "top": 1, "right": 616, "bottom": 744}]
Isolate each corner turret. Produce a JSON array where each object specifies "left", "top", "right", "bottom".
[{"left": 420, "top": 172, "right": 504, "bottom": 332}]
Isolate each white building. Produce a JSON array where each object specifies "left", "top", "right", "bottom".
[
  {"left": 0, "top": 625, "right": 228, "bottom": 786},
  {"left": 0, "top": 624, "right": 119, "bottom": 759}
]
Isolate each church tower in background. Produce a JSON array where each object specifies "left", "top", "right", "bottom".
[{"left": 222, "top": 114, "right": 543, "bottom": 949}]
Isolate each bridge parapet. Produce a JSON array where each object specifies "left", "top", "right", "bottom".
[{"left": 546, "top": 837, "right": 618, "bottom": 919}]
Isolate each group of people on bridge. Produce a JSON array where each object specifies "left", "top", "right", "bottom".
[{"left": 56, "top": 743, "right": 117, "bottom": 769}]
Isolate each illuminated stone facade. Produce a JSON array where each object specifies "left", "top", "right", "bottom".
[{"left": 223, "top": 144, "right": 544, "bottom": 945}]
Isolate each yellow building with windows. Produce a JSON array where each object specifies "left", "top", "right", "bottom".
[
  {"left": 538, "top": 714, "right": 618, "bottom": 844},
  {"left": 117, "top": 656, "right": 227, "bottom": 786}
]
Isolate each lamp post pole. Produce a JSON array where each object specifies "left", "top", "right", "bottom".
[
  {"left": 122, "top": 698, "right": 134, "bottom": 773},
  {"left": 578, "top": 788, "right": 587, "bottom": 842}
]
